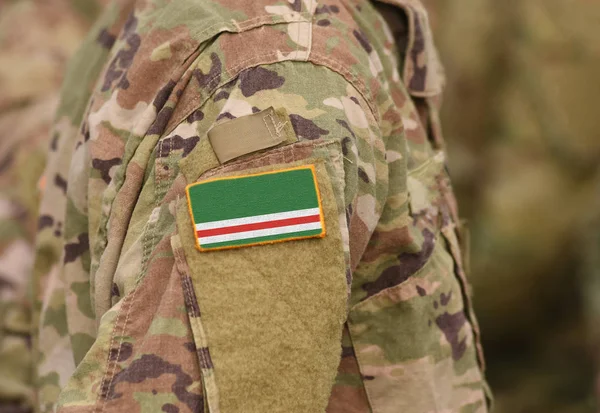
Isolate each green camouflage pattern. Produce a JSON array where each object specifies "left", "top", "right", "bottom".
[
  {"left": 423, "top": 0, "right": 600, "bottom": 411},
  {"left": 31, "top": 0, "right": 489, "bottom": 411},
  {"left": 0, "top": 1, "right": 106, "bottom": 411}
]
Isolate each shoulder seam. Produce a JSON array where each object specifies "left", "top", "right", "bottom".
[
  {"left": 166, "top": 55, "right": 380, "bottom": 138},
  {"left": 308, "top": 52, "right": 380, "bottom": 125}
]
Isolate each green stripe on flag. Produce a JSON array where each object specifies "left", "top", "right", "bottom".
[{"left": 187, "top": 167, "right": 319, "bottom": 224}]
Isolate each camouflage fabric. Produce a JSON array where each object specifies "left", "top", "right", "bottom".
[
  {"left": 422, "top": 0, "right": 600, "bottom": 411},
  {"left": 0, "top": 1, "right": 106, "bottom": 411},
  {"left": 32, "top": 0, "right": 490, "bottom": 412}
]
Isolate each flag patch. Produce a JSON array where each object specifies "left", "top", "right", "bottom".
[{"left": 186, "top": 165, "right": 326, "bottom": 251}]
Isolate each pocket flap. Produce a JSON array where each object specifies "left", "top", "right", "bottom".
[{"left": 175, "top": 152, "right": 348, "bottom": 413}]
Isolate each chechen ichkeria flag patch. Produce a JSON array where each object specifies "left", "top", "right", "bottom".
[{"left": 186, "top": 165, "right": 326, "bottom": 251}]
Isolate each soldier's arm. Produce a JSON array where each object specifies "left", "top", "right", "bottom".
[
  {"left": 34, "top": 1, "right": 489, "bottom": 411},
  {"left": 47, "top": 58, "right": 387, "bottom": 413}
]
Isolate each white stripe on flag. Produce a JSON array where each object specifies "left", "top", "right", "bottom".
[
  {"left": 195, "top": 208, "right": 321, "bottom": 231},
  {"left": 199, "top": 222, "right": 322, "bottom": 245}
]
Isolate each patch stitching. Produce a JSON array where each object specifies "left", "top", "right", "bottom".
[
  {"left": 201, "top": 140, "right": 336, "bottom": 180},
  {"left": 172, "top": 239, "right": 221, "bottom": 411},
  {"left": 186, "top": 164, "right": 326, "bottom": 252},
  {"left": 262, "top": 113, "right": 279, "bottom": 141}
]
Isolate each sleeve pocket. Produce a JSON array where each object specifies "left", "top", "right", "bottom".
[
  {"left": 346, "top": 150, "right": 490, "bottom": 413},
  {"left": 173, "top": 140, "right": 350, "bottom": 413}
]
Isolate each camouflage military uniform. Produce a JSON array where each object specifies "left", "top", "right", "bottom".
[
  {"left": 32, "top": 0, "right": 490, "bottom": 412},
  {"left": 0, "top": 1, "right": 106, "bottom": 411}
]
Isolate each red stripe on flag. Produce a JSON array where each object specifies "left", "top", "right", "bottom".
[{"left": 197, "top": 214, "right": 321, "bottom": 238}]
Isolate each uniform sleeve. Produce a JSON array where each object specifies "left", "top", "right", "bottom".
[
  {"left": 36, "top": 0, "right": 490, "bottom": 410},
  {"left": 167, "top": 61, "right": 388, "bottom": 412},
  {"left": 50, "top": 57, "right": 389, "bottom": 413}
]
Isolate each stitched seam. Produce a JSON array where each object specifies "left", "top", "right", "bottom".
[
  {"left": 93, "top": 139, "right": 168, "bottom": 413},
  {"left": 273, "top": 115, "right": 288, "bottom": 135},
  {"left": 305, "top": 0, "right": 314, "bottom": 62},
  {"left": 294, "top": 19, "right": 301, "bottom": 60},
  {"left": 94, "top": 302, "right": 123, "bottom": 412},
  {"left": 191, "top": 13, "right": 311, "bottom": 39},
  {"left": 309, "top": 53, "right": 367, "bottom": 90},
  {"left": 166, "top": 10, "right": 381, "bottom": 138},
  {"left": 183, "top": 278, "right": 212, "bottom": 371},
  {"left": 90, "top": 59, "right": 192, "bottom": 334},
  {"left": 168, "top": 51, "right": 291, "bottom": 134},
  {"left": 99, "top": 270, "right": 141, "bottom": 413},
  {"left": 143, "top": 140, "right": 163, "bottom": 268},
  {"left": 308, "top": 52, "right": 380, "bottom": 124},
  {"left": 150, "top": 138, "right": 173, "bottom": 261},
  {"left": 202, "top": 140, "right": 337, "bottom": 178},
  {"left": 96, "top": 139, "right": 170, "bottom": 412},
  {"left": 169, "top": 51, "right": 378, "bottom": 140},
  {"left": 93, "top": 161, "right": 161, "bottom": 412},
  {"left": 95, "top": 142, "right": 167, "bottom": 413},
  {"left": 180, "top": 263, "right": 196, "bottom": 317},
  {"left": 266, "top": 112, "right": 287, "bottom": 138},
  {"left": 262, "top": 114, "right": 278, "bottom": 140},
  {"left": 174, "top": 246, "right": 220, "bottom": 412},
  {"left": 162, "top": 10, "right": 312, "bottom": 129}
]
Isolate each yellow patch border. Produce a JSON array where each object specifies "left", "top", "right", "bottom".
[{"left": 185, "top": 164, "right": 327, "bottom": 252}]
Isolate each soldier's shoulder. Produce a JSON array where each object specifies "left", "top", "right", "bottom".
[{"left": 95, "top": 0, "right": 390, "bottom": 131}]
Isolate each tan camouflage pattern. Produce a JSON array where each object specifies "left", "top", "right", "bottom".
[
  {"left": 0, "top": 1, "right": 106, "bottom": 411},
  {"left": 31, "top": 0, "right": 490, "bottom": 411}
]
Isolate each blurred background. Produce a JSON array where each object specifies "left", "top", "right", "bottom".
[
  {"left": 0, "top": 0, "right": 598, "bottom": 412},
  {"left": 424, "top": 1, "right": 600, "bottom": 412},
  {"left": 0, "top": 0, "right": 109, "bottom": 408}
]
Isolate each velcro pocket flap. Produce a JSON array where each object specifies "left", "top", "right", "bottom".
[{"left": 175, "top": 151, "right": 348, "bottom": 413}]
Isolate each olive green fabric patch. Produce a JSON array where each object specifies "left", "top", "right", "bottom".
[
  {"left": 176, "top": 159, "right": 347, "bottom": 413},
  {"left": 208, "top": 107, "right": 293, "bottom": 163}
]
